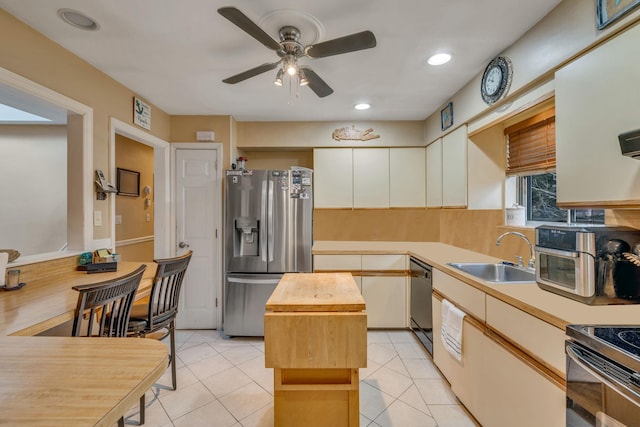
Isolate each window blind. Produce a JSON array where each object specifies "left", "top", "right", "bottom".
[{"left": 504, "top": 107, "right": 555, "bottom": 175}]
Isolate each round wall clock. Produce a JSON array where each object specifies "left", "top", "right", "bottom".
[{"left": 480, "top": 56, "right": 513, "bottom": 105}]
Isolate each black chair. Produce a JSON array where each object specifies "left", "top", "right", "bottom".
[
  {"left": 127, "top": 251, "right": 192, "bottom": 422},
  {"left": 71, "top": 264, "right": 146, "bottom": 337},
  {"left": 71, "top": 264, "right": 147, "bottom": 427}
]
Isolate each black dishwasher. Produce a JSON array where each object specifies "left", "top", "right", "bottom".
[{"left": 410, "top": 257, "right": 433, "bottom": 356}]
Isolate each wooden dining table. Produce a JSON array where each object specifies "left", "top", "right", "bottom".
[
  {"left": 0, "top": 259, "right": 166, "bottom": 426},
  {"left": 0, "top": 336, "right": 168, "bottom": 426}
]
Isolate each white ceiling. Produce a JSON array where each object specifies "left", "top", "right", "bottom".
[{"left": 0, "top": 0, "right": 562, "bottom": 122}]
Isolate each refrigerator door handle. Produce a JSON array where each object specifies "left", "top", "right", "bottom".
[
  {"left": 260, "top": 179, "right": 268, "bottom": 263},
  {"left": 268, "top": 178, "right": 275, "bottom": 263},
  {"left": 227, "top": 277, "right": 281, "bottom": 285}
]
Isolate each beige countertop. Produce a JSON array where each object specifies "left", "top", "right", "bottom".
[{"left": 313, "top": 241, "right": 640, "bottom": 330}]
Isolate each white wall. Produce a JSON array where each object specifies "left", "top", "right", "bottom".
[
  {"left": 424, "top": 0, "right": 640, "bottom": 143},
  {"left": 0, "top": 125, "right": 67, "bottom": 255}
]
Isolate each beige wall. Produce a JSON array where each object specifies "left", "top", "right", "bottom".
[
  {"left": 0, "top": 10, "right": 171, "bottom": 240},
  {"left": 114, "top": 135, "right": 154, "bottom": 262},
  {"left": 237, "top": 121, "right": 425, "bottom": 148},
  {"left": 170, "top": 115, "right": 234, "bottom": 169}
]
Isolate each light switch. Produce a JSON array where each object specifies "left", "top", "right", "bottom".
[
  {"left": 93, "top": 210, "right": 102, "bottom": 227},
  {"left": 115, "top": 215, "right": 122, "bottom": 225}
]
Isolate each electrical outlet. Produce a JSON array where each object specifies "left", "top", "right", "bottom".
[
  {"left": 93, "top": 210, "right": 102, "bottom": 227},
  {"left": 115, "top": 215, "right": 122, "bottom": 225},
  {"left": 146, "top": 213, "right": 151, "bottom": 222}
]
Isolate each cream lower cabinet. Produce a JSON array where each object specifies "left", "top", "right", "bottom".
[
  {"left": 361, "top": 276, "right": 406, "bottom": 328},
  {"left": 433, "top": 269, "right": 565, "bottom": 426},
  {"left": 313, "top": 254, "right": 408, "bottom": 328}
]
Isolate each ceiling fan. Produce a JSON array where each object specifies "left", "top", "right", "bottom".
[{"left": 217, "top": 6, "right": 377, "bottom": 98}]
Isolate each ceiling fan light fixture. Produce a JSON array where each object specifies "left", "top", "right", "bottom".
[
  {"left": 274, "top": 69, "right": 284, "bottom": 86},
  {"left": 427, "top": 52, "right": 452, "bottom": 66},
  {"left": 354, "top": 103, "right": 371, "bottom": 110},
  {"left": 298, "top": 70, "right": 309, "bottom": 86}
]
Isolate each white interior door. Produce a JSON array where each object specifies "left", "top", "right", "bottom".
[{"left": 175, "top": 147, "right": 220, "bottom": 329}]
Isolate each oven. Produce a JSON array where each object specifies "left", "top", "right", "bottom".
[
  {"left": 535, "top": 225, "right": 640, "bottom": 305},
  {"left": 566, "top": 325, "right": 640, "bottom": 426}
]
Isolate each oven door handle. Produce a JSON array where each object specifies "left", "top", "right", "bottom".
[
  {"left": 566, "top": 342, "right": 640, "bottom": 405},
  {"left": 535, "top": 246, "right": 580, "bottom": 258}
]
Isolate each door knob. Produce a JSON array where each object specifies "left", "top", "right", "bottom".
[{"left": 178, "top": 242, "right": 190, "bottom": 248}]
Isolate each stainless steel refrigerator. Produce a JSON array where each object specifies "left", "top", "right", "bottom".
[{"left": 223, "top": 167, "right": 313, "bottom": 336}]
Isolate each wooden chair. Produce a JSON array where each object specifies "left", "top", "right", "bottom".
[
  {"left": 127, "top": 251, "right": 192, "bottom": 422},
  {"left": 71, "top": 264, "right": 147, "bottom": 427}
]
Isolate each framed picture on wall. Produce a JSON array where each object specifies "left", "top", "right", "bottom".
[
  {"left": 116, "top": 168, "right": 140, "bottom": 196},
  {"left": 597, "top": 0, "right": 640, "bottom": 29},
  {"left": 441, "top": 102, "right": 453, "bottom": 131}
]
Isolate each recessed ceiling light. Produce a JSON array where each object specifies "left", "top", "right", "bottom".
[
  {"left": 57, "top": 9, "right": 99, "bottom": 31},
  {"left": 427, "top": 52, "right": 452, "bottom": 66},
  {"left": 354, "top": 103, "right": 371, "bottom": 110}
]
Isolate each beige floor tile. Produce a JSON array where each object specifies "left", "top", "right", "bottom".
[
  {"left": 384, "top": 355, "right": 410, "bottom": 376},
  {"left": 186, "top": 329, "right": 225, "bottom": 343},
  {"left": 414, "top": 379, "right": 459, "bottom": 405},
  {"left": 177, "top": 342, "right": 219, "bottom": 365},
  {"left": 239, "top": 403, "right": 274, "bottom": 427},
  {"left": 398, "top": 384, "right": 432, "bottom": 415},
  {"left": 368, "top": 342, "right": 399, "bottom": 366},
  {"left": 219, "top": 382, "right": 273, "bottom": 421},
  {"left": 368, "top": 330, "right": 393, "bottom": 344},
  {"left": 402, "top": 358, "right": 442, "bottom": 379},
  {"left": 393, "top": 342, "right": 429, "bottom": 359},
  {"left": 359, "top": 381, "right": 396, "bottom": 421},
  {"left": 201, "top": 366, "right": 253, "bottom": 398},
  {"left": 374, "top": 399, "right": 438, "bottom": 427},
  {"left": 156, "top": 364, "right": 199, "bottom": 390},
  {"left": 219, "top": 345, "right": 264, "bottom": 365},
  {"left": 188, "top": 353, "right": 235, "bottom": 380},
  {"left": 173, "top": 399, "right": 237, "bottom": 427},
  {"left": 363, "top": 365, "right": 413, "bottom": 398},
  {"left": 386, "top": 330, "right": 418, "bottom": 343},
  {"left": 428, "top": 404, "right": 478, "bottom": 427},
  {"left": 158, "top": 381, "right": 216, "bottom": 420},
  {"left": 360, "top": 358, "right": 382, "bottom": 379}
]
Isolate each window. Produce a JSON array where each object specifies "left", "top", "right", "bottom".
[
  {"left": 517, "top": 172, "right": 604, "bottom": 223},
  {"left": 506, "top": 103, "right": 604, "bottom": 225}
]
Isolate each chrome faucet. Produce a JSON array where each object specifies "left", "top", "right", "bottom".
[{"left": 496, "top": 231, "right": 535, "bottom": 269}]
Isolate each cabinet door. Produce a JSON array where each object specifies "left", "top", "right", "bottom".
[
  {"left": 442, "top": 125, "right": 467, "bottom": 207},
  {"left": 390, "top": 148, "right": 426, "bottom": 207},
  {"left": 555, "top": 24, "right": 640, "bottom": 205},
  {"left": 313, "top": 148, "right": 353, "bottom": 208},
  {"left": 361, "top": 276, "right": 407, "bottom": 328},
  {"left": 478, "top": 335, "right": 565, "bottom": 427},
  {"left": 353, "top": 148, "right": 390, "bottom": 208},
  {"left": 426, "top": 139, "right": 443, "bottom": 207}
]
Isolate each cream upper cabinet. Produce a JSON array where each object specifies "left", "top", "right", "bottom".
[
  {"left": 555, "top": 24, "right": 640, "bottom": 206},
  {"left": 426, "top": 138, "right": 443, "bottom": 207},
  {"left": 389, "top": 148, "right": 426, "bottom": 207},
  {"left": 442, "top": 125, "right": 468, "bottom": 207},
  {"left": 353, "top": 148, "right": 390, "bottom": 208},
  {"left": 313, "top": 148, "right": 353, "bottom": 208}
]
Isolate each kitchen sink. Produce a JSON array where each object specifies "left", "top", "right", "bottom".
[{"left": 447, "top": 262, "right": 536, "bottom": 284}]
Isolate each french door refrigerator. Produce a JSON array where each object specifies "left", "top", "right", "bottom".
[{"left": 224, "top": 167, "right": 313, "bottom": 336}]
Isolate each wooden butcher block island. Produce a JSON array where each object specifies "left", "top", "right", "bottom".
[{"left": 264, "top": 273, "right": 367, "bottom": 427}]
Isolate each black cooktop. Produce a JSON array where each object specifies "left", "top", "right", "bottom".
[{"left": 567, "top": 325, "right": 640, "bottom": 369}]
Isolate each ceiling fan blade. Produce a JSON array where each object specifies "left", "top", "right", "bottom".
[
  {"left": 305, "top": 31, "right": 376, "bottom": 59},
  {"left": 300, "top": 67, "right": 334, "bottom": 98},
  {"left": 222, "top": 62, "right": 280, "bottom": 84},
  {"left": 218, "top": 7, "right": 281, "bottom": 51}
]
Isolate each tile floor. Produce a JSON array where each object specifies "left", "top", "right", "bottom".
[{"left": 122, "top": 329, "right": 478, "bottom": 427}]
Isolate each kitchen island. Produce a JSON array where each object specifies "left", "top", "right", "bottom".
[{"left": 264, "top": 273, "right": 367, "bottom": 427}]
